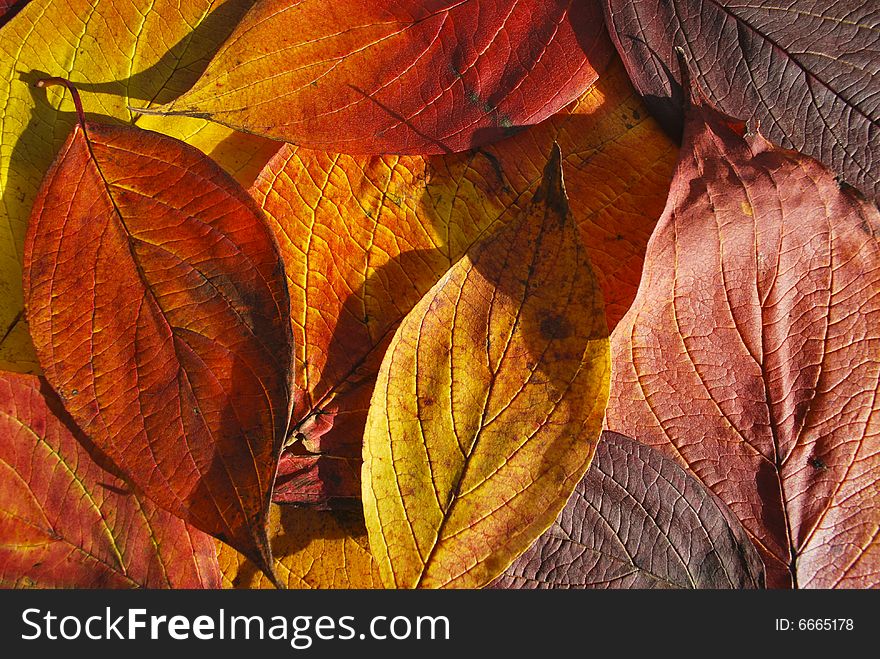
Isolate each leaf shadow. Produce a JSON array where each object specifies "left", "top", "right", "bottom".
[
  {"left": 38, "top": 377, "right": 134, "bottom": 491},
  {"left": 229, "top": 506, "right": 372, "bottom": 589},
  {"left": 0, "top": 0, "right": 29, "bottom": 29}
]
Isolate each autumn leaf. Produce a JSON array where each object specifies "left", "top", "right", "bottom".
[
  {"left": 217, "top": 505, "right": 379, "bottom": 589},
  {"left": 151, "top": 0, "right": 613, "bottom": 154},
  {"left": 605, "top": 97, "right": 880, "bottom": 588},
  {"left": 363, "top": 146, "right": 610, "bottom": 589},
  {"left": 603, "top": 0, "right": 880, "bottom": 204},
  {"left": 492, "top": 431, "right": 766, "bottom": 589},
  {"left": 0, "top": 0, "right": 272, "bottom": 373},
  {"left": 252, "top": 59, "right": 676, "bottom": 505},
  {"left": 0, "top": 373, "right": 220, "bottom": 588},
  {"left": 23, "top": 81, "right": 293, "bottom": 582}
]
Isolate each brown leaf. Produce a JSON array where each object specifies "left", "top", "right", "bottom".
[
  {"left": 493, "top": 431, "right": 765, "bottom": 589},
  {"left": 0, "top": 0, "right": 27, "bottom": 25},
  {"left": 0, "top": 373, "right": 220, "bottom": 588},
  {"left": 605, "top": 98, "right": 880, "bottom": 588},
  {"left": 603, "top": 0, "right": 880, "bottom": 203},
  {"left": 22, "top": 82, "right": 293, "bottom": 580}
]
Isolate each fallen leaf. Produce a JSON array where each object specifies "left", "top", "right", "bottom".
[
  {"left": 0, "top": 373, "right": 220, "bottom": 588},
  {"left": 23, "top": 82, "right": 293, "bottom": 581},
  {"left": 153, "top": 0, "right": 613, "bottom": 154},
  {"left": 252, "top": 59, "right": 676, "bottom": 505},
  {"left": 0, "top": 0, "right": 266, "bottom": 373},
  {"left": 217, "top": 505, "right": 379, "bottom": 589},
  {"left": 603, "top": 0, "right": 880, "bottom": 203},
  {"left": 493, "top": 431, "right": 766, "bottom": 589},
  {"left": 605, "top": 97, "right": 880, "bottom": 588},
  {"left": 363, "top": 146, "right": 610, "bottom": 588}
]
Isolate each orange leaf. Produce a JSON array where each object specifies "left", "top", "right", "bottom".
[
  {"left": 23, "top": 82, "right": 293, "bottom": 581},
  {"left": 605, "top": 99, "right": 880, "bottom": 588},
  {"left": 0, "top": 373, "right": 220, "bottom": 588},
  {"left": 251, "top": 60, "right": 676, "bottom": 504},
  {"left": 0, "top": 0, "right": 272, "bottom": 373},
  {"left": 155, "top": 0, "right": 612, "bottom": 154}
]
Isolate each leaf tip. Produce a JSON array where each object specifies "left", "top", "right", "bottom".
[
  {"left": 249, "top": 539, "right": 285, "bottom": 589},
  {"left": 534, "top": 142, "right": 568, "bottom": 218},
  {"left": 673, "top": 47, "right": 702, "bottom": 110}
]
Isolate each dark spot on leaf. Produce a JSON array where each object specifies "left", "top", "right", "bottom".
[
  {"left": 808, "top": 456, "right": 828, "bottom": 472},
  {"left": 475, "top": 148, "right": 511, "bottom": 193},
  {"left": 539, "top": 313, "right": 572, "bottom": 340}
]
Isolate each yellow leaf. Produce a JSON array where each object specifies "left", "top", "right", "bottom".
[
  {"left": 0, "top": 0, "right": 271, "bottom": 372},
  {"left": 217, "top": 505, "right": 380, "bottom": 589},
  {"left": 362, "top": 146, "right": 610, "bottom": 588}
]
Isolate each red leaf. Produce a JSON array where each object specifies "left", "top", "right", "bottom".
[
  {"left": 606, "top": 98, "right": 880, "bottom": 588},
  {"left": 155, "top": 0, "right": 613, "bottom": 154},
  {"left": 23, "top": 82, "right": 293, "bottom": 579},
  {"left": 0, "top": 373, "right": 220, "bottom": 588}
]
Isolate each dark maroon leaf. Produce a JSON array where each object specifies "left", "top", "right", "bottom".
[
  {"left": 603, "top": 0, "right": 880, "bottom": 203},
  {"left": 492, "top": 432, "right": 765, "bottom": 589}
]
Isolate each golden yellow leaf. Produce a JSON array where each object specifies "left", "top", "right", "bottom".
[
  {"left": 0, "top": 0, "right": 272, "bottom": 372},
  {"left": 362, "top": 146, "right": 611, "bottom": 588},
  {"left": 217, "top": 505, "right": 380, "bottom": 589}
]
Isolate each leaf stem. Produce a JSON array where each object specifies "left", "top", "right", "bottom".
[{"left": 35, "top": 77, "right": 86, "bottom": 125}]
